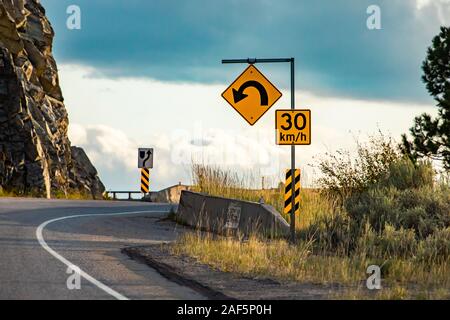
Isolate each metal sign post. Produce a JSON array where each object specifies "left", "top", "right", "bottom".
[
  {"left": 289, "top": 59, "right": 296, "bottom": 244},
  {"left": 222, "top": 58, "right": 297, "bottom": 243}
]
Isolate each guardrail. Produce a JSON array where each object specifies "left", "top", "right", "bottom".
[{"left": 105, "top": 191, "right": 143, "bottom": 201}]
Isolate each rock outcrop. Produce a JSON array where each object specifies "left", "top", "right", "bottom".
[{"left": 0, "top": 0, "right": 105, "bottom": 199}]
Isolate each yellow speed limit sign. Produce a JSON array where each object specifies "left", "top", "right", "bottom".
[{"left": 275, "top": 109, "right": 311, "bottom": 145}]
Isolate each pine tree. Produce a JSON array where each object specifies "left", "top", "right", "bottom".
[{"left": 401, "top": 26, "right": 450, "bottom": 170}]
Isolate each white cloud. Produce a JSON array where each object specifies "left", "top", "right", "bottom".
[
  {"left": 61, "top": 64, "right": 437, "bottom": 191},
  {"left": 415, "top": 0, "right": 450, "bottom": 24},
  {"left": 416, "top": 0, "right": 450, "bottom": 10},
  {"left": 416, "top": 0, "right": 432, "bottom": 10},
  {"left": 69, "top": 123, "right": 88, "bottom": 145},
  {"left": 70, "top": 124, "right": 137, "bottom": 171},
  {"left": 69, "top": 124, "right": 188, "bottom": 190}
]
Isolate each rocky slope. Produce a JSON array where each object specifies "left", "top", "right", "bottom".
[{"left": 0, "top": 0, "right": 104, "bottom": 199}]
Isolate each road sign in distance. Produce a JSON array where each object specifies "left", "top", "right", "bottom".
[
  {"left": 138, "top": 148, "right": 154, "bottom": 168},
  {"left": 275, "top": 109, "right": 311, "bottom": 145}
]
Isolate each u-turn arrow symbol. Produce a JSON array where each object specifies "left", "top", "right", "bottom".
[{"left": 232, "top": 80, "right": 269, "bottom": 106}]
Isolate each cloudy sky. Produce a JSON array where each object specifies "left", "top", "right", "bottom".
[{"left": 40, "top": 0, "right": 449, "bottom": 191}]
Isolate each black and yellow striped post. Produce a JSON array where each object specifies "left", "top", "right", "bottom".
[
  {"left": 141, "top": 168, "right": 150, "bottom": 194},
  {"left": 284, "top": 169, "right": 300, "bottom": 217}
]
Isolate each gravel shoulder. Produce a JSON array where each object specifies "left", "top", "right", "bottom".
[{"left": 123, "top": 244, "right": 346, "bottom": 300}]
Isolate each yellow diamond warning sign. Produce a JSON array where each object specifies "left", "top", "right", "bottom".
[
  {"left": 221, "top": 65, "right": 282, "bottom": 126},
  {"left": 276, "top": 109, "right": 311, "bottom": 145}
]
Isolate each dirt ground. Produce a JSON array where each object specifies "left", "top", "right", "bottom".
[{"left": 123, "top": 244, "right": 350, "bottom": 300}]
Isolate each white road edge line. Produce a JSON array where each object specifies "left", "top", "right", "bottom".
[{"left": 36, "top": 210, "right": 157, "bottom": 301}]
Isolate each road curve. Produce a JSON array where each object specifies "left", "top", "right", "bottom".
[{"left": 0, "top": 198, "right": 204, "bottom": 300}]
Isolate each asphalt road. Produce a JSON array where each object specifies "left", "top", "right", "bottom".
[{"left": 0, "top": 198, "right": 205, "bottom": 300}]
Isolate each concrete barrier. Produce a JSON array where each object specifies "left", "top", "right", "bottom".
[
  {"left": 143, "top": 184, "right": 192, "bottom": 203},
  {"left": 176, "top": 191, "right": 290, "bottom": 238}
]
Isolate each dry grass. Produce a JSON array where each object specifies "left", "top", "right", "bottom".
[
  {"left": 191, "top": 163, "right": 331, "bottom": 229},
  {"left": 0, "top": 187, "right": 42, "bottom": 198},
  {"left": 173, "top": 234, "right": 313, "bottom": 281},
  {"left": 52, "top": 190, "right": 97, "bottom": 200},
  {"left": 173, "top": 232, "right": 450, "bottom": 299},
  {"left": 191, "top": 163, "right": 281, "bottom": 204},
  {"left": 172, "top": 159, "right": 450, "bottom": 299},
  {"left": 0, "top": 187, "right": 98, "bottom": 200}
]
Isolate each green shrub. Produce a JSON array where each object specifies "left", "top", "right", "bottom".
[
  {"left": 417, "top": 228, "right": 450, "bottom": 263},
  {"left": 345, "top": 185, "right": 450, "bottom": 238},
  {"left": 379, "top": 159, "right": 434, "bottom": 190},
  {"left": 345, "top": 187, "right": 400, "bottom": 233},
  {"left": 374, "top": 225, "right": 418, "bottom": 259},
  {"left": 303, "top": 209, "right": 352, "bottom": 254},
  {"left": 316, "top": 132, "right": 401, "bottom": 202},
  {"left": 311, "top": 133, "right": 450, "bottom": 262}
]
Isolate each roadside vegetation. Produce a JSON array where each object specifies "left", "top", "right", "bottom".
[
  {"left": 173, "top": 132, "right": 450, "bottom": 299},
  {"left": 173, "top": 26, "right": 450, "bottom": 299},
  {"left": 0, "top": 187, "right": 41, "bottom": 198},
  {"left": 52, "top": 190, "right": 102, "bottom": 200},
  {"left": 0, "top": 187, "right": 101, "bottom": 200}
]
